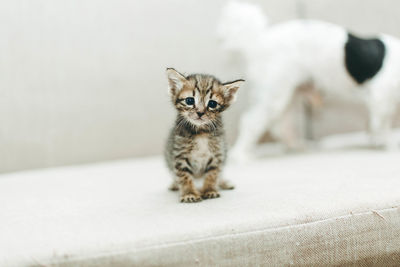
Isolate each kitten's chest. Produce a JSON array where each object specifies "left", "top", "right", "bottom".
[{"left": 190, "top": 136, "right": 214, "bottom": 177}]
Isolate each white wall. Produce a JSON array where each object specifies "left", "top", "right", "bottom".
[{"left": 1, "top": 0, "right": 399, "bottom": 173}]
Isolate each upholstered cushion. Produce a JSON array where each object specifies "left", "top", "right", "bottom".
[{"left": 1, "top": 150, "right": 400, "bottom": 266}]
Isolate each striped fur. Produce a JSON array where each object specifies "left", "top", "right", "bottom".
[{"left": 165, "top": 68, "right": 244, "bottom": 203}]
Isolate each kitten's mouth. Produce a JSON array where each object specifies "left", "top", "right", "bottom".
[
  {"left": 188, "top": 117, "right": 208, "bottom": 126},
  {"left": 193, "top": 118, "right": 205, "bottom": 123}
]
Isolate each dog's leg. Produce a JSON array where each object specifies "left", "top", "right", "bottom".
[
  {"left": 230, "top": 82, "right": 298, "bottom": 162},
  {"left": 368, "top": 97, "right": 397, "bottom": 150},
  {"left": 230, "top": 103, "right": 270, "bottom": 162}
]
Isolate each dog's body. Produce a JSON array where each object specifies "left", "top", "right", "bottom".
[{"left": 218, "top": 2, "right": 400, "bottom": 161}]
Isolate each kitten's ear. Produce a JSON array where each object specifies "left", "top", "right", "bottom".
[
  {"left": 166, "top": 68, "right": 187, "bottom": 96},
  {"left": 222, "top": 79, "right": 245, "bottom": 104}
]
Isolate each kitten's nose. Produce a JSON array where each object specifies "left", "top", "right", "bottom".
[{"left": 197, "top": 112, "right": 205, "bottom": 118}]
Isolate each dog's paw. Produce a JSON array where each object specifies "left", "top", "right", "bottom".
[
  {"left": 180, "top": 193, "right": 202, "bottom": 203},
  {"left": 202, "top": 190, "right": 220, "bottom": 199}
]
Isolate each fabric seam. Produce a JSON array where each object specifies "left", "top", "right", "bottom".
[{"left": 46, "top": 205, "right": 400, "bottom": 265}]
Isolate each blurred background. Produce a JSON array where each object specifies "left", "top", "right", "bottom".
[{"left": 1, "top": 0, "right": 400, "bottom": 173}]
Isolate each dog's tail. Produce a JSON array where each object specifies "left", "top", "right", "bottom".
[
  {"left": 218, "top": 1, "right": 270, "bottom": 36},
  {"left": 228, "top": 1, "right": 269, "bottom": 26}
]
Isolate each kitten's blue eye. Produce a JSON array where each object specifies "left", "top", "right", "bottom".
[
  {"left": 185, "top": 97, "right": 195, "bottom": 105},
  {"left": 208, "top": 100, "right": 217, "bottom": 108}
]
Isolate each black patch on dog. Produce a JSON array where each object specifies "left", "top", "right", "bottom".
[{"left": 344, "top": 33, "right": 386, "bottom": 84}]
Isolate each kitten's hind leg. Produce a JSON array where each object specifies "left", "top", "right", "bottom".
[
  {"left": 168, "top": 180, "right": 179, "bottom": 191},
  {"left": 218, "top": 178, "right": 235, "bottom": 190}
]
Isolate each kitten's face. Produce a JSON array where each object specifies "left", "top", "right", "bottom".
[{"left": 166, "top": 68, "right": 244, "bottom": 130}]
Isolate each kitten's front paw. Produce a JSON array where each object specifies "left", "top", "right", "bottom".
[
  {"left": 202, "top": 190, "right": 220, "bottom": 199},
  {"left": 180, "top": 193, "right": 202, "bottom": 203}
]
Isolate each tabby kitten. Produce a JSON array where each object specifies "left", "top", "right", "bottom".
[{"left": 165, "top": 68, "right": 244, "bottom": 203}]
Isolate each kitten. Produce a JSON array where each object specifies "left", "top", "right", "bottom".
[{"left": 165, "top": 68, "right": 244, "bottom": 203}]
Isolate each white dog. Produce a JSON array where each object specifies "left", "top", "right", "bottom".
[{"left": 217, "top": 1, "right": 400, "bottom": 161}]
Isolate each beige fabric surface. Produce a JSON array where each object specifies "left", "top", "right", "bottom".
[
  {"left": 0, "top": 150, "right": 399, "bottom": 266},
  {"left": 56, "top": 208, "right": 400, "bottom": 266}
]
